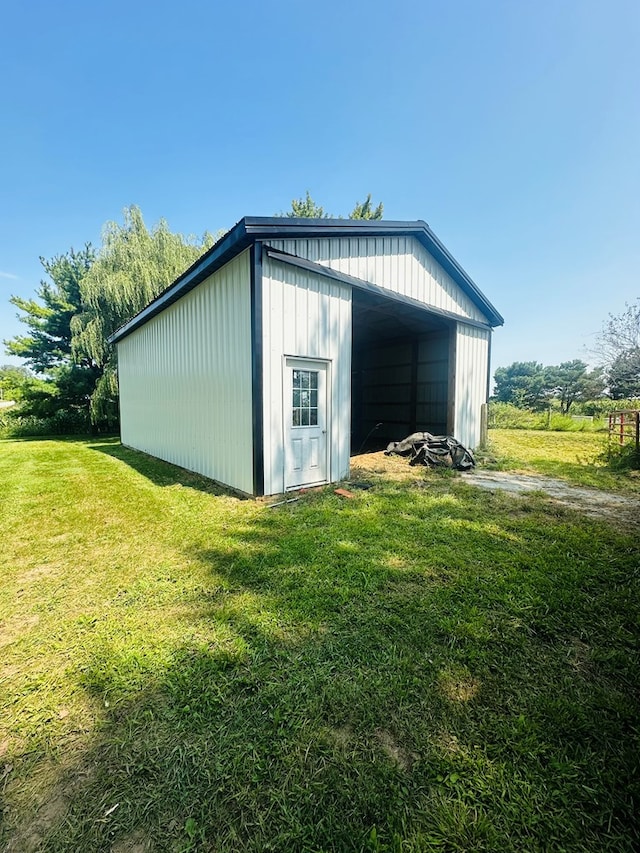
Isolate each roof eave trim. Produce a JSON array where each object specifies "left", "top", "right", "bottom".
[
  {"left": 418, "top": 224, "right": 504, "bottom": 327},
  {"left": 109, "top": 216, "right": 504, "bottom": 343},
  {"left": 246, "top": 217, "right": 503, "bottom": 326},
  {"left": 109, "top": 219, "right": 251, "bottom": 343}
]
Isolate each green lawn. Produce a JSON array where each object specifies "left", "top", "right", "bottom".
[
  {"left": 487, "top": 428, "right": 640, "bottom": 494},
  {"left": 1, "top": 436, "right": 638, "bottom": 852}
]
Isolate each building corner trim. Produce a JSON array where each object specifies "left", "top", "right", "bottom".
[{"left": 251, "top": 242, "right": 265, "bottom": 497}]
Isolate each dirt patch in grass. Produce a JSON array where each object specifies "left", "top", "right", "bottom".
[
  {"left": 568, "top": 637, "right": 592, "bottom": 674},
  {"left": 327, "top": 724, "right": 354, "bottom": 749},
  {"left": 5, "top": 786, "right": 69, "bottom": 853},
  {"left": 461, "top": 470, "right": 640, "bottom": 528},
  {"left": 438, "top": 666, "right": 481, "bottom": 703},
  {"left": 436, "top": 731, "right": 468, "bottom": 758},
  {"left": 111, "top": 830, "right": 154, "bottom": 852},
  {"left": 0, "top": 613, "right": 40, "bottom": 648},
  {"left": 350, "top": 451, "right": 640, "bottom": 529},
  {"left": 350, "top": 451, "right": 425, "bottom": 483},
  {"left": 16, "top": 564, "right": 57, "bottom": 585},
  {"left": 375, "top": 729, "right": 419, "bottom": 771}
]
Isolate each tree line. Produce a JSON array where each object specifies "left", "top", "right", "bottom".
[
  {"left": 494, "top": 302, "right": 640, "bottom": 415},
  {"left": 4, "top": 190, "right": 636, "bottom": 433},
  {"left": 2, "top": 194, "right": 383, "bottom": 431},
  {"left": 493, "top": 360, "right": 604, "bottom": 415}
]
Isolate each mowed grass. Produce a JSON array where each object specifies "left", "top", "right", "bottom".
[
  {"left": 0, "top": 437, "right": 638, "bottom": 852},
  {"left": 487, "top": 428, "right": 640, "bottom": 494}
]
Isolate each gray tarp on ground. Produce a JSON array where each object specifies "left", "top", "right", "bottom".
[{"left": 385, "top": 432, "right": 476, "bottom": 470}]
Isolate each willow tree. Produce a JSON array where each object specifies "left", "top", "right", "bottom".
[{"left": 72, "top": 206, "right": 217, "bottom": 426}]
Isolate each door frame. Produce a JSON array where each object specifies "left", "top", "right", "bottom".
[{"left": 282, "top": 355, "right": 332, "bottom": 490}]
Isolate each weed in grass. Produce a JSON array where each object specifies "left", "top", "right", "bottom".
[{"left": 603, "top": 442, "right": 640, "bottom": 471}]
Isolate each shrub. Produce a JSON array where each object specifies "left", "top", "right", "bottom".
[
  {"left": 488, "top": 402, "right": 541, "bottom": 429},
  {"left": 547, "top": 414, "right": 607, "bottom": 432},
  {"left": 603, "top": 442, "right": 640, "bottom": 471},
  {"left": 1, "top": 409, "right": 92, "bottom": 437},
  {"left": 488, "top": 402, "right": 606, "bottom": 432}
]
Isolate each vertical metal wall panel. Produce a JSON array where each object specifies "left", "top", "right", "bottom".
[
  {"left": 453, "top": 323, "right": 490, "bottom": 449},
  {"left": 357, "top": 342, "right": 413, "bottom": 442},
  {"left": 265, "top": 236, "right": 488, "bottom": 324},
  {"left": 352, "top": 331, "right": 452, "bottom": 446},
  {"left": 416, "top": 332, "right": 450, "bottom": 433},
  {"left": 117, "top": 250, "right": 254, "bottom": 494},
  {"left": 262, "top": 256, "right": 352, "bottom": 495}
]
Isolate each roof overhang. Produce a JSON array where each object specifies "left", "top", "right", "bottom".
[
  {"left": 264, "top": 247, "right": 493, "bottom": 331},
  {"left": 109, "top": 216, "right": 504, "bottom": 344}
]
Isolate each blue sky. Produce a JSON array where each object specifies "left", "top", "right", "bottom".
[{"left": 1, "top": 0, "right": 638, "bottom": 375}]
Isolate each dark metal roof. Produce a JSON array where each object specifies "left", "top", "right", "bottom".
[{"left": 109, "top": 217, "right": 504, "bottom": 343}]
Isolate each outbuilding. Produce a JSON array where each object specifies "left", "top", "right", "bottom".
[{"left": 110, "top": 217, "right": 503, "bottom": 496}]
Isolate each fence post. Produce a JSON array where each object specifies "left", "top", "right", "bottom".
[{"left": 480, "top": 403, "right": 488, "bottom": 448}]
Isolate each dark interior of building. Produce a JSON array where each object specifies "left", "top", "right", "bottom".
[{"left": 350, "top": 289, "right": 452, "bottom": 452}]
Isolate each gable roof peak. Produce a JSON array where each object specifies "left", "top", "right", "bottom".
[{"left": 110, "top": 214, "right": 503, "bottom": 343}]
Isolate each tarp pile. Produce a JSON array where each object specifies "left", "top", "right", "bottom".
[{"left": 385, "top": 432, "right": 475, "bottom": 470}]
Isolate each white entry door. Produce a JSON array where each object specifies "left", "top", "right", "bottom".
[{"left": 284, "top": 358, "right": 329, "bottom": 490}]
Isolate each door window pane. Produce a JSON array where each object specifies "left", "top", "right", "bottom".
[{"left": 292, "top": 369, "right": 319, "bottom": 427}]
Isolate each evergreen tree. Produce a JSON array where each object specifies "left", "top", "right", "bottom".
[
  {"left": 493, "top": 362, "right": 548, "bottom": 410},
  {"left": 4, "top": 247, "right": 99, "bottom": 422},
  {"left": 5, "top": 246, "right": 95, "bottom": 372},
  {"left": 285, "top": 191, "right": 329, "bottom": 218},
  {"left": 543, "top": 360, "right": 605, "bottom": 415},
  {"left": 283, "top": 191, "right": 384, "bottom": 219},
  {"left": 494, "top": 359, "right": 606, "bottom": 414},
  {"left": 350, "top": 193, "right": 383, "bottom": 219}
]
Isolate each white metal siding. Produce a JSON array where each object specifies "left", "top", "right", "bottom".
[
  {"left": 454, "top": 323, "right": 490, "bottom": 449},
  {"left": 262, "top": 255, "right": 352, "bottom": 495},
  {"left": 265, "top": 236, "right": 487, "bottom": 323},
  {"left": 117, "top": 250, "right": 254, "bottom": 494}
]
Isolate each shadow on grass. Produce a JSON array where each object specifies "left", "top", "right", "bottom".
[
  {"left": 4, "top": 481, "right": 640, "bottom": 852},
  {"left": 88, "top": 440, "right": 239, "bottom": 497},
  {"left": 0, "top": 432, "right": 119, "bottom": 444}
]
